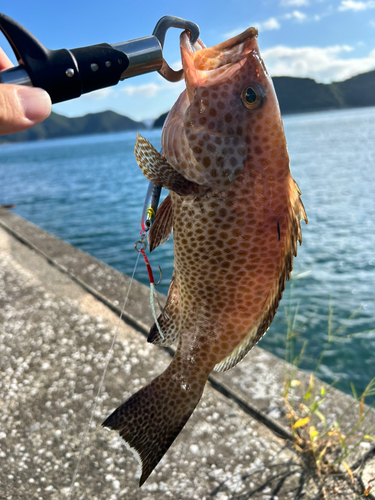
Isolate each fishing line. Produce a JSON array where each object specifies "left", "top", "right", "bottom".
[
  {"left": 67, "top": 250, "right": 141, "bottom": 500},
  {"left": 68, "top": 180, "right": 162, "bottom": 498}
]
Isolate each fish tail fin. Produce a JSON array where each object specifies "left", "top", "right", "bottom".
[{"left": 102, "top": 358, "right": 206, "bottom": 486}]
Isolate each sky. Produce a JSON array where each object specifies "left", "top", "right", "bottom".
[{"left": 1, "top": 0, "right": 375, "bottom": 122}]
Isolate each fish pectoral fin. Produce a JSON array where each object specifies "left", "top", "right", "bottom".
[
  {"left": 148, "top": 194, "right": 173, "bottom": 252},
  {"left": 148, "top": 273, "right": 180, "bottom": 346},
  {"left": 135, "top": 134, "right": 207, "bottom": 197}
]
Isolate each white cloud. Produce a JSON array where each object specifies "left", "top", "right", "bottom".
[
  {"left": 339, "top": 0, "right": 375, "bottom": 10},
  {"left": 225, "top": 9, "right": 313, "bottom": 38},
  {"left": 224, "top": 27, "right": 246, "bottom": 38},
  {"left": 284, "top": 10, "right": 307, "bottom": 21},
  {"left": 281, "top": 0, "right": 309, "bottom": 6},
  {"left": 171, "top": 60, "right": 183, "bottom": 71},
  {"left": 81, "top": 87, "right": 113, "bottom": 101},
  {"left": 119, "top": 78, "right": 185, "bottom": 103},
  {"left": 225, "top": 17, "right": 281, "bottom": 38},
  {"left": 121, "top": 82, "right": 164, "bottom": 98},
  {"left": 262, "top": 45, "right": 375, "bottom": 82},
  {"left": 259, "top": 17, "right": 282, "bottom": 30}
]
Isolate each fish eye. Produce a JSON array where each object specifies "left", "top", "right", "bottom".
[{"left": 241, "top": 83, "right": 266, "bottom": 110}]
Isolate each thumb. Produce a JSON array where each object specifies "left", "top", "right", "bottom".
[{"left": 0, "top": 85, "right": 51, "bottom": 136}]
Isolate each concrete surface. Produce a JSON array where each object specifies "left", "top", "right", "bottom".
[{"left": 0, "top": 208, "right": 374, "bottom": 499}]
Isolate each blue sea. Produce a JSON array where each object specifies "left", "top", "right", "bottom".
[{"left": 0, "top": 106, "right": 374, "bottom": 402}]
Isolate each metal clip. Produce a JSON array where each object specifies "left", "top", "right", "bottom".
[
  {"left": 134, "top": 238, "right": 147, "bottom": 253},
  {"left": 152, "top": 16, "right": 199, "bottom": 82}
]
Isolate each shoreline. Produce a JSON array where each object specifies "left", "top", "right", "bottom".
[
  {"left": 1, "top": 207, "right": 375, "bottom": 498},
  {"left": 1, "top": 104, "right": 375, "bottom": 147}
]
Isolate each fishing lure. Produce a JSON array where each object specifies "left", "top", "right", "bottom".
[
  {"left": 140, "top": 180, "right": 162, "bottom": 232},
  {"left": 135, "top": 180, "right": 164, "bottom": 338}
]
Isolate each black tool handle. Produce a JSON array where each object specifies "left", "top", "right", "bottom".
[
  {"left": 0, "top": 13, "right": 201, "bottom": 103},
  {"left": 0, "top": 13, "right": 128, "bottom": 103}
]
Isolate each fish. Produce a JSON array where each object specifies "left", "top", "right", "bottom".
[{"left": 103, "top": 26, "right": 307, "bottom": 485}]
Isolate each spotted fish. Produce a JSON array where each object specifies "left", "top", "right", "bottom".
[{"left": 103, "top": 27, "right": 307, "bottom": 485}]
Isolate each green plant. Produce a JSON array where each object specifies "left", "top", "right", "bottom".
[{"left": 281, "top": 298, "right": 375, "bottom": 497}]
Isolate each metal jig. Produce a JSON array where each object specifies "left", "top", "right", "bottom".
[
  {"left": 134, "top": 180, "right": 165, "bottom": 338},
  {"left": 141, "top": 182, "right": 162, "bottom": 232}
]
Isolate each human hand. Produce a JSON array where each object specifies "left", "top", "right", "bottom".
[{"left": 0, "top": 47, "right": 51, "bottom": 136}]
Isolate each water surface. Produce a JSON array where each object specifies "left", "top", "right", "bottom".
[{"left": 1, "top": 107, "right": 374, "bottom": 400}]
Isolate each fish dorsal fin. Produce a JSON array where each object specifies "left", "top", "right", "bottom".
[
  {"left": 148, "top": 194, "right": 173, "bottom": 252},
  {"left": 215, "top": 175, "right": 308, "bottom": 372},
  {"left": 135, "top": 134, "right": 208, "bottom": 197},
  {"left": 148, "top": 274, "right": 180, "bottom": 346}
]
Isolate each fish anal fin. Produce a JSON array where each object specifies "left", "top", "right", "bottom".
[
  {"left": 148, "top": 274, "right": 180, "bottom": 346},
  {"left": 102, "top": 357, "right": 205, "bottom": 486},
  {"left": 214, "top": 326, "right": 259, "bottom": 372},
  {"left": 135, "top": 134, "right": 208, "bottom": 197},
  {"left": 148, "top": 194, "right": 173, "bottom": 252}
]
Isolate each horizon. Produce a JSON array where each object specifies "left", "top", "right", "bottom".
[
  {"left": 1, "top": 0, "right": 375, "bottom": 121},
  {"left": 50, "top": 67, "right": 375, "bottom": 122}
]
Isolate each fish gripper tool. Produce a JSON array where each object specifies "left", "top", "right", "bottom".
[{"left": 0, "top": 13, "right": 199, "bottom": 104}]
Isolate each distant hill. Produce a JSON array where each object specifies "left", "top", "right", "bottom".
[
  {"left": 153, "top": 69, "right": 375, "bottom": 128},
  {"left": 334, "top": 70, "right": 375, "bottom": 108},
  {"left": 0, "top": 110, "right": 146, "bottom": 145},
  {"left": 1, "top": 69, "right": 374, "bottom": 144},
  {"left": 153, "top": 112, "right": 169, "bottom": 129},
  {"left": 273, "top": 77, "right": 345, "bottom": 114}
]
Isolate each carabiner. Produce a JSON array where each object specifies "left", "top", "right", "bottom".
[{"left": 152, "top": 16, "right": 200, "bottom": 82}]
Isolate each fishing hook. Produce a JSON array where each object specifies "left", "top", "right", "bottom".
[{"left": 154, "top": 265, "right": 162, "bottom": 286}]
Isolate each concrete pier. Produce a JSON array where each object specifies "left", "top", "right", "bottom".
[{"left": 0, "top": 208, "right": 374, "bottom": 499}]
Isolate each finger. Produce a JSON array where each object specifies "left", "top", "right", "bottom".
[
  {"left": 0, "top": 85, "right": 51, "bottom": 135},
  {"left": 0, "top": 47, "right": 14, "bottom": 71}
]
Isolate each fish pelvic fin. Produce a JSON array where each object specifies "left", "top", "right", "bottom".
[
  {"left": 148, "top": 273, "right": 180, "bottom": 346},
  {"left": 102, "top": 357, "right": 206, "bottom": 486},
  {"left": 148, "top": 194, "right": 173, "bottom": 252},
  {"left": 135, "top": 134, "right": 208, "bottom": 197}
]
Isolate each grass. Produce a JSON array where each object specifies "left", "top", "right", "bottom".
[{"left": 281, "top": 293, "right": 375, "bottom": 498}]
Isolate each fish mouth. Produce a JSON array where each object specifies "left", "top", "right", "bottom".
[{"left": 181, "top": 27, "right": 259, "bottom": 99}]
